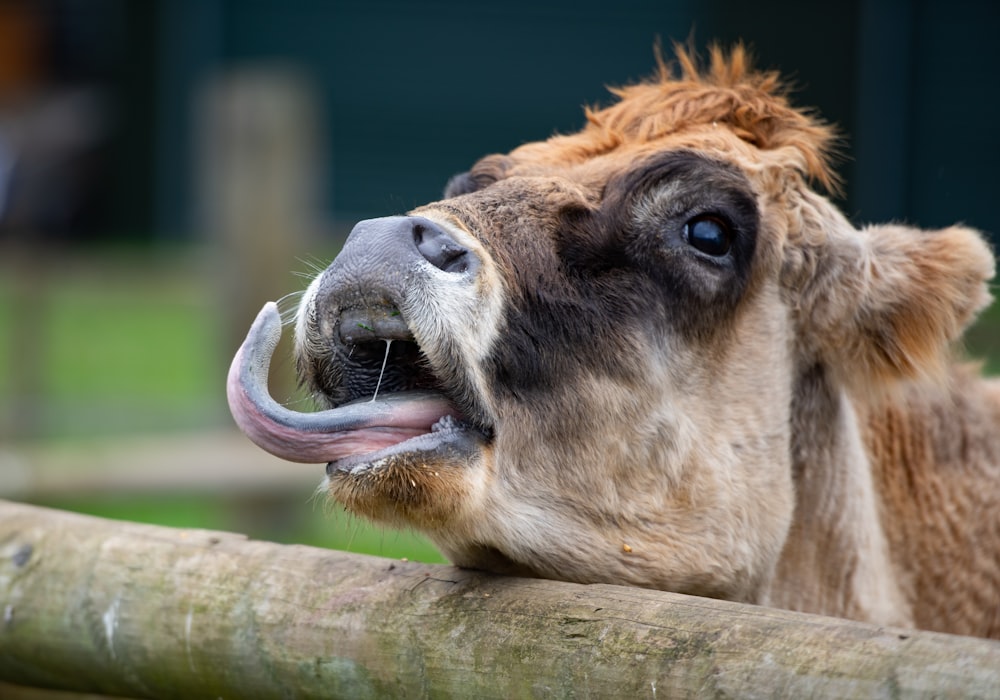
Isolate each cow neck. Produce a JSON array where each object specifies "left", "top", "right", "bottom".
[{"left": 767, "top": 363, "right": 914, "bottom": 628}]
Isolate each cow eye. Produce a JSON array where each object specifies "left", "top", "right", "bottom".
[{"left": 684, "top": 215, "right": 733, "bottom": 257}]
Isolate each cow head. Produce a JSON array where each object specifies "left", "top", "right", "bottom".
[{"left": 228, "top": 46, "right": 993, "bottom": 603}]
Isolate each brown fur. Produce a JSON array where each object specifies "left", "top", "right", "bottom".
[
  {"left": 295, "top": 44, "right": 1000, "bottom": 638},
  {"left": 863, "top": 368, "right": 1000, "bottom": 637}
]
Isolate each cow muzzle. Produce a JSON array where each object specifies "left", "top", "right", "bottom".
[{"left": 226, "top": 215, "right": 491, "bottom": 472}]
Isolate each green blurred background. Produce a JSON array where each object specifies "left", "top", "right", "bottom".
[{"left": 0, "top": 0, "right": 998, "bottom": 563}]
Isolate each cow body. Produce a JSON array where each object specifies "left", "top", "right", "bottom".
[{"left": 228, "top": 46, "right": 1000, "bottom": 638}]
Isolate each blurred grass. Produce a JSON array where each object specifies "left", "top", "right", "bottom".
[
  {"left": 45, "top": 278, "right": 210, "bottom": 399},
  {"left": 963, "top": 287, "right": 1000, "bottom": 375},
  {"left": 31, "top": 493, "right": 448, "bottom": 563},
  {"left": 0, "top": 247, "right": 224, "bottom": 440}
]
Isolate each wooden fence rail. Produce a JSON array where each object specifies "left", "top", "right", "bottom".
[{"left": 0, "top": 499, "right": 998, "bottom": 699}]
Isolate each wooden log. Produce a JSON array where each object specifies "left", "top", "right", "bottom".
[{"left": 0, "top": 499, "right": 998, "bottom": 699}]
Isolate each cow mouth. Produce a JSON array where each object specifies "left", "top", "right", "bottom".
[{"left": 226, "top": 301, "right": 487, "bottom": 471}]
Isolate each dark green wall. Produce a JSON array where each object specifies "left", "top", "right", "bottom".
[
  {"left": 131, "top": 0, "right": 1000, "bottom": 240},
  {"left": 216, "top": 0, "right": 702, "bottom": 220}
]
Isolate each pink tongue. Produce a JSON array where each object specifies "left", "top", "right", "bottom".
[{"left": 226, "top": 302, "right": 457, "bottom": 464}]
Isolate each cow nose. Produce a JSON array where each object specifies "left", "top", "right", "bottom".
[{"left": 411, "top": 217, "right": 477, "bottom": 274}]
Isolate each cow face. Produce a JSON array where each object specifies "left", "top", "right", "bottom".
[
  {"left": 227, "top": 46, "right": 992, "bottom": 604},
  {"left": 283, "top": 142, "right": 799, "bottom": 601}
]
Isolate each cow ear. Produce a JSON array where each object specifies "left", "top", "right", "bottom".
[{"left": 785, "top": 222, "right": 995, "bottom": 388}]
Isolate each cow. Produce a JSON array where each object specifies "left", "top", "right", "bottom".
[{"left": 227, "top": 45, "right": 1000, "bottom": 638}]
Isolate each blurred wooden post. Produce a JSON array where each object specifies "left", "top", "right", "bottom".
[{"left": 197, "top": 67, "right": 324, "bottom": 404}]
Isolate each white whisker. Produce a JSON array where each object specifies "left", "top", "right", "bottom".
[
  {"left": 276, "top": 290, "right": 305, "bottom": 326},
  {"left": 371, "top": 339, "right": 393, "bottom": 402},
  {"left": 296, "top": 255, "right": 329, "bottom": 276},
  {"left": 282, "top": 393, "right": 317, "bottom": 409}
]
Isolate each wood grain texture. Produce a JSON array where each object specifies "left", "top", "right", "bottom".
[{"left": 0, "top": 499, "right": 997, "bottom": 699}]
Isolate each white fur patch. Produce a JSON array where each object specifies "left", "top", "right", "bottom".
[{"left": 402, "top": 211, "right": 506, "bottom": 421}]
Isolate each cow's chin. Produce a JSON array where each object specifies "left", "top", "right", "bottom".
[{"left": 322, "top": 420, "right": 488, "bottom": 528}]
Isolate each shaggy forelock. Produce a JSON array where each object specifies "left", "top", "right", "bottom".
[{"left": 499, "top": 43, "right": 841, "bottom": 197}]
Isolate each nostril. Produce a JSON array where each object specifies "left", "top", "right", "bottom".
[{"left": 412, "top": 220, "right": 476, "bottom": 274}]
